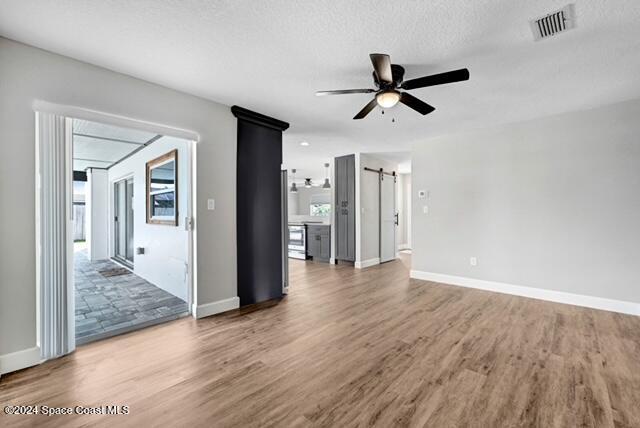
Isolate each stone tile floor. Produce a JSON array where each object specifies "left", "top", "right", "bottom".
[{"left": 75, "top": 249, "right": 188, "bottom": 345}]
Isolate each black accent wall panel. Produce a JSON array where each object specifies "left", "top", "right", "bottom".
[{"left": 232, "top": 106, "right": 289, "bottom": 306}]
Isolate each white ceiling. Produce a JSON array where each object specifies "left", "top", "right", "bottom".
[
  {"left": 3, "top": 0, "right": 640, "bottom": 181},
  {"left": 73, "top": 119, "right": 159, "bottom": 171}
]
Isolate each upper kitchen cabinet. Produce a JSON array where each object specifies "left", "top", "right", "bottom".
[{"left": 334, "top": 154, "right": 355, "bottom": 262}]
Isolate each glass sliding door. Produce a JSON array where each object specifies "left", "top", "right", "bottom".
[{"left": 114, "top": 177, "right": 134, "bottom": 266}]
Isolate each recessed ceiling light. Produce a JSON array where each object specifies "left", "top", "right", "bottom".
[{"left": 300, "top": 141, "right": 309, "bottom": 146}]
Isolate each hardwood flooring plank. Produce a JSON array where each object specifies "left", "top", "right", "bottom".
[{"left": 1, "top": 254, "right": 639, "bottom": 427}]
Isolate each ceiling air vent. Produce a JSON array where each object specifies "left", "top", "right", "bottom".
[{"left": 530, "top": 4, "right": 576, "bottom": 41}]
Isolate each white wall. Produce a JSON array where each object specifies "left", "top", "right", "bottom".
[
  {"left": 0, "top": 37, "right": 237, "bottom": 361},
  {"left": 287, "top": 191, "right": 299, "bottom": 218},
  {"left": 357, "top": 153, "right": 399, "bottom": 266},
  {"left": 86, "top": 168, "right": 109, "bottom": 261},
  {"left": 411, "top": 98, "right": 640, "bottom": 306},
  {"left": 397, "top": 173, "right": 411, "bottom": 250},
  {"left": 288, "top": 187, "right": 331, "bottom": 224},
  {"left": 108, "top": 136, "right": 189, "bottom": 301}
]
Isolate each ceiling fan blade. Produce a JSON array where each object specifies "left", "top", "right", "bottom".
[
  {"left": 315, "top": 89, "right": 375, "bottom": 96},
  {"left": 353, "top": 98, "right": 378, "bottom": 120},
  {"left": 399, "top": 92, "right": 435, "bottom": 115},
  {"left": 370, "top": 53, "right": 393, "bottom": 84},
  {"left": 401, "top": 68, "right": 469, "bottom": 90}
]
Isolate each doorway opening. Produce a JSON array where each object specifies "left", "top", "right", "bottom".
[
  {"left": 67, "top": 118, "right": 194, "bottom": 345},
  {"left": 113, "top": 176, "right": 134, "bottom": 268},
  {"left": 357, "top": 152, "right": 411, "bottom": 268},
  {"left": 363, "top": 166, "right": 398, "bottom": 264},
  {"left": 283, "top": 165, "right": 334, "bottom": 269}
]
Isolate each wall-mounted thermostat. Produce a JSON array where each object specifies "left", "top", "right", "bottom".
[{"left": 418, "top": 190, "right": 427, "bottom": 199}]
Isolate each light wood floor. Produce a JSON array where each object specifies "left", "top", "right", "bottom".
[{"left": 1, "top": 254, "right": 640, "bottom": 427}]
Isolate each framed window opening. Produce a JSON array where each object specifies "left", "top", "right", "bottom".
[{"left": 146, "top": 149, "right": 178, "bottom": 225}]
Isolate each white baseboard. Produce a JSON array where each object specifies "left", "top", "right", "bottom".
[
  {"left": 355, "top": 258, "right": 380, "bottom": 269},
  {"left": 410, "top": 270, "right": 640, "bottom": 316},
  {"left": 192, "top": 297, "right": 240, "bottom": 319},
  {"left": 329, "top": 257, "right": 336, "bottom": 265},
  {"left": 397, "top": 243, "right": 411, "bottom": 251},
  {"left": 0, "top": 346, "right": 42, "bottom": 375}
]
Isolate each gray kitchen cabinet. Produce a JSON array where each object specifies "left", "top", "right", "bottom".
[
  {"left": 335, "top": 154, "right": 355, "bottom": 261},
  {"left": 307, "top": 225, "right": 330, "bottom": 262}
]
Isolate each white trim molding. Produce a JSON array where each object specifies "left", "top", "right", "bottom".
[
  {"left": 0, "top": 347, "right": 43, "bottom": 375},
  {"left": 410, "top": 270, "right": 640, "bottom": 316},
  {"left": 32, "top": 100, "right": 200, "bottom": 142},
  {"left": 192, "top": 297, "right": 240, "bottom": 319},
  {"left": 355, "top": 258, "right": 380, "bottom": 269}
]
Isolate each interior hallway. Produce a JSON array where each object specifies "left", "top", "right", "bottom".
[{"left": 2, "top": 254, "right": 639, "bottom": 427}]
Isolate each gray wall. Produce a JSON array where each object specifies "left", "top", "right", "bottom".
[
  {"left": 0, "top": 37, "right": 237, "bottom": 356},
  {"left": 411, "top": 98, "right": 640, "bottom": 304}
]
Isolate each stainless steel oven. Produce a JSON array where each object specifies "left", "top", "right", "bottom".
[{"left": 288, "top": 225, "right": 307, "bottom": 259}]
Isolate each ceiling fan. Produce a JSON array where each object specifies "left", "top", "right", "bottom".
[{"left": 316, "top": 53, "right": 469, "bottom": 120}]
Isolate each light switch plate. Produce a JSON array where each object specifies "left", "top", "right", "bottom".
[
  {"left": 207, "top": 199, "right": 215, "bottom": 210},
  {"left": 470, "top": 257, "right": 477, "bottom": 266},
  {"left": 423, "top": 205, "right": 429, "bottom": 214}
]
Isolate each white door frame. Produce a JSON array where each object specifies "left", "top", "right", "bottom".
[
  {"left": 111, "top": 173, "right": 135, "bottom": 266},
  {"left": 34, "top": 101, "right": 201, "bottom": 358}
]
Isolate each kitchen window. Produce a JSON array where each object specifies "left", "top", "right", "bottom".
[
  {"left": 309, "top": 193, "right": 331, "bottom": 217},
  {"left": 310, "top": 203, "right": 331, "bottom": 216}
]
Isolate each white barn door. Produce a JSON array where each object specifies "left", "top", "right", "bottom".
[{"left": 379, "top": 174, "right": 397, "bottom": 263}]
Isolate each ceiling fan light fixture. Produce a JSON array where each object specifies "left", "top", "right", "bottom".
[
  {"left": 376, "top": 90, "right": 400, "bottom": 108},
  {"left": 290, "top": 168, "right": 298, "bottom": 193},
  {"left": 322, "top": 162, "right": 331, "bottom": 189}
]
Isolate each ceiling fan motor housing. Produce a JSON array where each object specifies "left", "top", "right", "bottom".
[{"left": 373, "top": 64, "right": 405, "bottom": 89}]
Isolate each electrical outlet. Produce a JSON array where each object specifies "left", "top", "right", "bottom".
[
  {"left": 207, "top": 199, "right": 215, "bottom": 210},
  {"left": 470, "top": 257, "right": 477, "bottom": 266}
]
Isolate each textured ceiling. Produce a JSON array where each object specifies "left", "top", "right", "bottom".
[{"left": 2, "top": 0, "right": 640, "bottom": 180}]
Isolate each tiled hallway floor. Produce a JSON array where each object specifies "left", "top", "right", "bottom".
[{"left": 75, "top": 249, "right": 188, "bottom": 344}]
